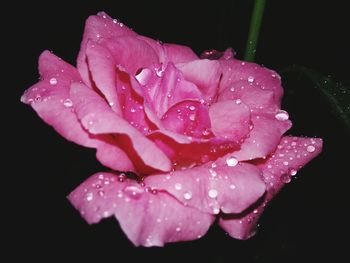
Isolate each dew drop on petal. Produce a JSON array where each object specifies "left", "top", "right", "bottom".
[
  {"left": 306, "top": 145, "right": 316, "bottom": 153},
  {"left": 174, "top": 183, "right": 182, "bottom": 191},
  {"left": 63, "top": 99, "right": 73, "bottom": 108},
  {"left": 229, "top": 184, "right": 236, "bottom": 190},
  {"left": 124, "top": 185, "right": 144, "bottom": 199},
  {"left": 275, "top": 110, "right": 289, "bottom": 121},
  {"left": 226, "top": 156, "right": 238, "bottom": 167},
  {"left": 49, "top": 78, "right": 57, "bottom": 85},
  {"left": 283, "top": 161, "right": 289, "bottom": 166},
  {"left": 183, "top": 191, "right": 192, "bottom": 200},
  {"left": 280, "top": 174, "right": 291, "bottom": 183},
  {"left": 290, "top": 169, "right": 297, "bottom": 176},
  {"left": 189, "top": 113, "right": 196, "bottom": 121},
  {"left": 176, "top": 227, "right": 181, "bottom": 232},
  {"left": 235, "top": 99, "right": 242, "bottom": 105},
  {"left": 247, "top": 76, "right": 254, "bottom": 83},
  {"left": 208, "top": 189, "right": 218, "bottom": 198},
  {"left": 86, "top": 192, "right": 93, "bottom": 201},
  {"left": 209, "top": 168, "right": 217, "bottom": 177},
  {"left": 189, "top": 105, "right": 196, "bottom": 111}
]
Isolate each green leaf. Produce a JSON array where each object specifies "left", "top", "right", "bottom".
[{"left": 281, "top": 65, "right": 350, "bottom": 131}]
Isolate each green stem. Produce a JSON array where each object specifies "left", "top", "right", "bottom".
[{"left": 244, "top": 0, "right": 266, "bottom": 61}]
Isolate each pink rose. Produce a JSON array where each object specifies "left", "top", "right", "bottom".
[{"left": 21, "top": 12, "right": 322, "bottom": 247}]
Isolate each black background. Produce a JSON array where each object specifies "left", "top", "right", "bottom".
[{"left": 8, "top": 0, "right": 349, "bottom": 262}]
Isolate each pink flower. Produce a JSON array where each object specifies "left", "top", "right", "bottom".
[{"left": 21, "top": 12, "right": 322, "bottom": 247}]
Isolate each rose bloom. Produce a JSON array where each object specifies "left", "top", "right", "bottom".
[{"left": 21, "top": 12, "right": 322, "bottom": 247}]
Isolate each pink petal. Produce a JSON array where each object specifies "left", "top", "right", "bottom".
[
  {"left": 116, "top": 69, "right": 156, "bottom": 134},
  {"left": 135, "top": 62, "right": 203, "bottom": 118},
  {"left": 233, "top": 112, "right": 292, "bottom": 161},
  {"left": 21, "top": 51, "right": 135, "bottom": 172},
  {"left": 163, "top": 43, "right": 198, "bottom": 63},
  {"left": 219, "top": 59, "right": 283, "bottom": 106},
  {"left": 70, "top": 82, "right": 171, "bottom": 173},
  {"left": 217, "top": 80, "right": 278, "bottom": 114},
  {"left": 68, "top": 172, "right": 214, "bottom": 246},
  {"left": 162, "top": 100, "right": 212, "bottom": 138},
  {"left": 85, "top": 41, "right": 121, "bottom": 114},
  {"left": 77, "top": 12, "right": 136, "bottom": 87},
  {"left": 136, "top": 36, "right": 198, "bottom": 64},
  {"left": 99, "top": 36, "right": 159, "bottom": 75},
  {"left": 145, "top": 161, "right": 266, "bottom": 215},
  {"left": 177, "top": 59, "right": 221, "bottom": 101},
  {"left": 219, "top": 136, "right": 323, "bottom": 239},
  {"left": 209, "top": 100, "right": 251, "bottom": 141}
]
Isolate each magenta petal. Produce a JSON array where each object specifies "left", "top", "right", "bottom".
[
  {"left": 145, "top": 162, "right": 265, "bottom": 215},
  {"left": 219, "top": 136, "right": 323, "bottom": 239},
  {"left": 21, "top": 51, "right": 97, "bottom": 148},
  {"left": 86, "top": 41, "right": 121, "bottom": 114},
  {"left": 77, "top": 12, "right": 136, "bottom": 87},
  {"left": 135, "top": 62, "right": 203, "bottom": 118},
  {"left": 162, "top": 100, "right": 211, "bottom": 138},
  {"left": 70, "top": 82, "right": 171, "bottom": 172},
  {"left": 177, "top": 59, "right": 221, "bottom": 101},
  {"left": 163, "top": 43, "right": 198, "bottom": 63},
  {"left": 99, "top": 36, "right": 159, "bottom": 75},
  {"left": 219, "top": 59, "right": 283, "bottom": 106},
  {"left": 233, "top": 113, "right": 292, "bottom": 160},
  {"left": 68, "top": 172, "right": 214, "bottom": 246},
  {"left": 21, "top": 51, "right": 135, "bottom": 172},
  {"left": 209, "top": 100, "right": 251, "bottom": 141},
  {"left": 217, "top": 80, "right": 278, "bottom": 114}
]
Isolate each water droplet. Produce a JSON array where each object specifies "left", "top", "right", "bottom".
[
  {"left": 306, "top": 145, "right": 316, "bottom": 153},
  {"left": 275, "top": 110, "right": 289, "bottom": 121},
  {"left": 98, "top": 190, "right": 105, "bottom": 197},
  {"left": 109, "top": 101, "right": 114, "bottom": 106},
  {"left": 253, "top": 209, "right": 259, "bottom": 214},
  {"left": 130, "top": 108, "right": 136, "bottom": 113},
  {"left": 98, "top": 174, "right": 104, "bottom": 180},
  {"left": 174, "top": 183, "right": 182, "bottom": 191},
  {"left": 208, "top": 189, "right": 218, "bottom": 198},
  {"left": 176, "top": 227, "right": 181, "bottom": 232},
  {"left": 63, "top": 98, "right": 73, "bottom": 108},
  {"left": 124, "top": 185, "right": 144, "bottom": 199},
  {"left": 280, "top": 174, "right": 291, "bottom": 183},
  {"left": 189, "top": 113, "right": 196, "bottom": 121},
  {"left": 283, "top": 161, "right": 289, "bottom": 166},
  {"left": 35, "top": 95, "right": 42, "bottom": 102},
  {"left": 118, "top": 173, "right": 126, "bottom": 182},
  {"left": 209, "top": 168, "right": 217, "bottom": 177},
  {"left": 212, "top": 207, "right": 220, "bottom": 214},
  {"left": 290, "top": 169, "right": 297, "bottom": 176},
  {"left": 86, "top": 192, "right": 93, "bottom": 201},
  {"left": 189, "top": 105, "right": 196, "bottom": 111},
  {"left": 117, "top": 191, "right": 123, "bottom": 198},
  {"left": 113, "top": 19, "right": 118, "bottom": 24},
  {"left": 247, "top": 76, "right": 254, "bottom": 83},
  {"left": 229, "top": 184, "right": 236, "bottom": 190},
  {"left": 226, "top": 157, "right": 238, "bottom": 167},
  {"left": 235, "top": 99, "right": 242, "bottom": 105},
  {"left": 183, "top": 191, "right": 192, "bottom": 200},
  {"left": 49, "top": 78, "right": 57, "bottom": 85}
]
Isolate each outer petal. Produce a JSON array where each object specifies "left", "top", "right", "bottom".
[
  {"left": 233, "top": 113, "right": 292, "bottom": 161},
  {"left": 99, "top": 36, "right": 159, "bottom": 74},
  {"left": 77, "top": 12, "right": 137, "bottom": 87},
  {"left": 209, "top": 100, "right": 251, "bottom": 142},
  {"left": 163, "top": 43, "right": 198, "bottom": 63},
  {"left": 219, "top": 59, "right": 283, "bottom": 106},
  {"left": 217, "top": 80, "right": 278, "bottom": 114},
  {"left": 219, "top": 136, "right": 323, "bottom": 239},
  {"left": 177, "top": 59, "right": 221, "bottom": 102},
  {"left": 85, "top": 40, "right": 121, "bottom": 114},
  {"left": 68, "top": 172, "right": 214, "bottom": 246},
  {"left": 70, "top": 82, "right": 171, "bottom": 173},
  {"left": 145, "top": 161, "right": 266, "bottom": 215},
  {"left": 21, "top": 51, "right": 134, "bottom": 172}
]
